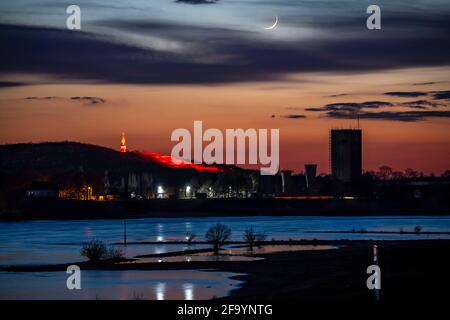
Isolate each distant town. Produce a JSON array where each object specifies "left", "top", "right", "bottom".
[{"left": 0, "top": 128, "right": 449, "bottom": 218}]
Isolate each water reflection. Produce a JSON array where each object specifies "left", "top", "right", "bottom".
[
  {"left": 1, "top": 216, "right": 449, "bottom": 266},
  {"left": 123, "top": 255, "right": 263, "bottom": 264},
  {"left": 120, "top": 244, "right": 335, "bottom": 264},
  {"left": 155, "top": 282, "right": 165, "bottom": 300},
  {"left": 183, "top": 283, "right": 194, "bottom": 300},
  {"left": 228, "top": 244, "right": 337, "bottom": 255},
  {"left": 0, "top": 270, "right": 243, "bottom": 300}
]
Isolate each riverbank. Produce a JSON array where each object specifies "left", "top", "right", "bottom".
[
  {"left": 225, "top": 239, "right": 450, "bottom": 301},
  {"left": 2, "top": 197, "right": 449, "bottom": 220},
  {"left": 2, "top": 240, "right": 449, "bottom": 301}
]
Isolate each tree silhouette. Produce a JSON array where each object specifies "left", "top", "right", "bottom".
[{"left": 205, "top": 223, "right": 231, "bottom": 254}]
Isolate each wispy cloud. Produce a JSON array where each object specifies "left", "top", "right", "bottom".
[
  {"left": 175, "top": 0, "right": 219, "bottom": 4},
  {"left": 0, "top": 81, "right": 26, "bottom": 87},
  {"left": 305, "top": 95, "right": 450, "bottom": 121},
  {"left": 384, "top": 91, "right": 427, "bottom": 98},
  {"left": 24, "top": 96, "right": 105, "bottom": 105},
  {"left": 432, "top": 90, "right": 450, "bottom": 99},
  {"left": 400, "top": 100, "right": 446, "bottom": 108},
  {"left": 413, "top": 82, "right": 437, "bottom": 86},
  {"left": 70, "top": 96, "right": 105, "bottom": 105},
  {"left": 327, "top": 110, "right": 450, "bottom": 122},
  {"left": 282, "top": 114, "right": 306, "bottom": 119},
  {"left": 306, "top": 101, "right": 393, "bottom": 113},
  {"left": 326, "top": 93, "right": 350, "bottom": 98}
]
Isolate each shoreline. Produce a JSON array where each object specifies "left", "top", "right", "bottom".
[
  {"left": 2, "top": 211, "right": 450, "bottom": 222},
  {"left": 0, "top": 239, "right": 342, "bottom": 272},
  {"left": 1, "top": 239, "right": 449, "bottom": 301},
  {"left": 224, "top": 239, "right": 450, "bottom": 301},
  {"left": 1, "top": 197, "right": 449, "bottom": 220}
]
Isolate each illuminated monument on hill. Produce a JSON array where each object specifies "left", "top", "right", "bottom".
[
  {"left": 120, "top": 132, "right": 127, "bottom": 153},
  {"left": 118, "top": 131, "right": 221, "bottom": 172}
]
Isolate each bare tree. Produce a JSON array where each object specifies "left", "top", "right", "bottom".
[
  {"left": 81, "top": 240, "right": 107, "bottom": 261},
  {"left": 255, "top": 232, "right": 267, "bottom": 245},
  {"left": 243, "top": 227, "right": 257, "bottom": 248},
  {"left": 205, "top": 223, "right": 231, "bottom": 254},
  {"left": 378, "top": 165, "right": 393, "bottom": 180},
  {"left": 404, "top": 168, "right": 419, "bottom": 178},
  {"left": 392, "top": 171, "right": 405, "bottom": 180},
  {"left": 243, "top": 227, "right": 267, "bottom": 249},
  {"left": 81, "top": 240, "right": 124, "bottom": 261}
]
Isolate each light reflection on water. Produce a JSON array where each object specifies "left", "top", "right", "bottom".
[
  {"left": 119, "top": 244, "right": 335, "bottom": 264},
  {"left": 183, "top": 283, "right": 194, "bottom": 300},
  {"left": 0, "top": 270, "right": 243, "bottom": 300},
  {"left": 0, "top": 216, "right": 449, "bottom": 266},
  {"left": 155, "top": 282, "right": 165, "bottom": 300}
]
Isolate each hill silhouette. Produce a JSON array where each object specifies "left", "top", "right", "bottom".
[{"left": 0, "top": 141, "right": 158, "bottom": 173}]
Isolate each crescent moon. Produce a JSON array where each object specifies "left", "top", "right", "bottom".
[{"left": 264, "top": 16, "right": 278, "bottom": 30}]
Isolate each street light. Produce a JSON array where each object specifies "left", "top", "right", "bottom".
[
  {"left": 157, "top": 185, "right": 164, "bottom": 198},
  {"left": 186, "top": 185, "right": 191, "bottom": 198}
]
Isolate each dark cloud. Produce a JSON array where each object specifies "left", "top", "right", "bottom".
[
  {"left": 282, "top": 114, "right": 306, "bottom": 119},
  {"left": 384, "top": 91, "right": 427, "bottom": 98},
  {"left": 400, "top": 100, "right": 447, "bottom": 109},
  {"left": 432, "top": 90, "right": 450, "bottom": 99},
  {"left": 0, "top": 81, "right": 26, "bottom": 87},
  {"left": 175, "top": 0, "right": 219, "bottom": 4},
  {"left": 305, "top": 107, "right": 326, "bottom": 112},
  {"left": 307, "top": 101, "right": 393, "bottom": 113},
  {"left": 24, "top": 96, "right": 105, "bottom": 105},
  {"left": 25, "top": 96, "right": 57, "bottom": 100},
  {"left": 70, "top": 96, "right": 105, "bottom": 105},
  {"left": 413, "top": 82, "right": 437, "bottom": 86},
  {"left": 327, "top": 101, "right": 393, "bottom": 109},
  {"left": 306, "top": 97, "right": 450, "bottom": 121},
  {"left": 327, "top": 110, "right": 450, "bottom": 122},
  {"left": 1, "top": 7, "right": 450, "bottom": 85},
  {"left": 382, "top": 90, "right": 450, "bottom": 101},
  {"left": 327, "top": 93, "right": 349, "bottom": 98}
]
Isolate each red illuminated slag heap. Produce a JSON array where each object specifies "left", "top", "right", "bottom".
[
  {"left": 135, "top": 151, "right": 223, "bottom": 173},
  {"left": 120, "top": 132, "right": 127, "bottom": 153}
]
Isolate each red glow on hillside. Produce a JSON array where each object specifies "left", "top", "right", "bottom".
[
  {"left": 273, "top": 196, "right": 335, "bottom": 200},
  {"left": 135, "top": 151, "right": 223, "bottom": 172}
]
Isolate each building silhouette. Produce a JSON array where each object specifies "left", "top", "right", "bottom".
[
  {"left": 304, "top": 164, "right": 317, "bottom": 189},
  {"left": 330, "top": 129, "right": 362, "bottom": 183}
]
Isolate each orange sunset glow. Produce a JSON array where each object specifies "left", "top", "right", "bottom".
[
  {"left": 1, "top": 0, "right": 450, "bottom": 175},
  {"left": 1, "top": 67, "right": 449, "bottom": 174}
]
